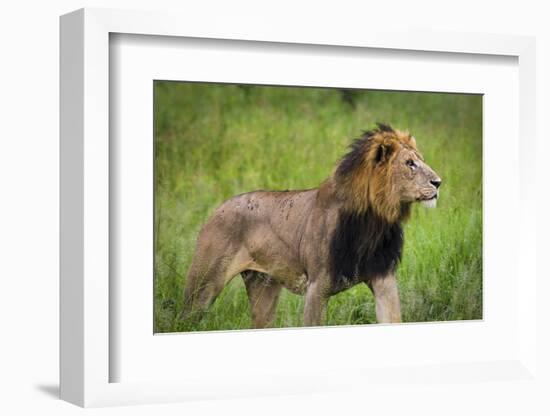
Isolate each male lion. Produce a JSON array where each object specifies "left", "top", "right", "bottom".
[{"left": 180, "top": 123, "right": 441, "bottom": 328}]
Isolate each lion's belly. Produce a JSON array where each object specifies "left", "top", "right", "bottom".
[
  {"left": 281, "top": 274, "right": 308, "bottom": 295},
  {"left": 246, "top": 247, "right": 308, "bottom": 295},
  {"left": 247, "top": 260, "right": 308, "bottom": 295}
]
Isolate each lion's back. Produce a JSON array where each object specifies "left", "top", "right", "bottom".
[{"left": 203, "top": 188, "right": 318, "bottom": 252}]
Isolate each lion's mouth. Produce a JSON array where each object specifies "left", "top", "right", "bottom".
[{"left": 419, "top": 193, "right": 438, "bottom": 208}]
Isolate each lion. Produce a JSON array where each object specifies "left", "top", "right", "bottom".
[{"left": 180, "top": 123, "right": 441, "bottom": 328}]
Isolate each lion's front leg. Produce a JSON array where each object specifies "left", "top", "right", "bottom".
[
  {"left": 369, "top": 273, "right": 402, "bottom": 323},
  {"left": 303, "top": 280, "right": 329, "bottom": 327}
]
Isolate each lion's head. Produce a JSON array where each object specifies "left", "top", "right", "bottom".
[{"left": 333, "top": 123, "right": 441, "bottom": 223}]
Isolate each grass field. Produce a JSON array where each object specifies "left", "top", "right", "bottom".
[{"left": 154, "top": 82, "right": 482, "bottom": 333}]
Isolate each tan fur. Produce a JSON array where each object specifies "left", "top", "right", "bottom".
[
  {"left": 369, "top": 274, "right": 402, "bottom": 323},
  {"left": 180, "top": 125, "right": 441, "bottom": 328}
]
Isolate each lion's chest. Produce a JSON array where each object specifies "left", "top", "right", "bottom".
[{"left": 329, "top": 210, "right": 404, "bottom": 287}]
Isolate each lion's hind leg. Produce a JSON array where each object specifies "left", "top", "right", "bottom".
[
  {"left": 180, "top": 243, "right": 252, "bottom": 326},
  {"left": 179, "top": 260, "right": 224, "bottom": 325},
  {"left": 242, "top": 271, "right": 282, "bottom": 329}
]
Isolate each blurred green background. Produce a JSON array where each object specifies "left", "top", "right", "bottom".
[{"left": 154, "top": 82, "right": 482, "bottom": 333}]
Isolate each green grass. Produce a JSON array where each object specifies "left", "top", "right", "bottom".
[{"left": 154, "top": 82, "right": 482, "bottom": 333}]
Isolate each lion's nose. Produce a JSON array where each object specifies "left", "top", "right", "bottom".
[{"left": 430, "top": 179, "right": 442, "bottom": 189}]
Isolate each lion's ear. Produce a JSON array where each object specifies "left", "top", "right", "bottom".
[{"left": 374, "top": 142, "right": 393, "bottom": 164}]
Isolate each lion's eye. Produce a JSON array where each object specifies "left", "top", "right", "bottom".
[{"left": 406, "top": 159, "right": 416, "bottom": 168}]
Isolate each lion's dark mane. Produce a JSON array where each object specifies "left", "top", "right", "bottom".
[
  {"left": 328, "top": 123, "right": 409, "bottom": 291},
  {"left": 329, "top": 208, "right": 404, "bottom": 290}
]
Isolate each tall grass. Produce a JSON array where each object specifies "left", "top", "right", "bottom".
[{"left": 154, "top": 82, "right": 482, "bottom": 332}]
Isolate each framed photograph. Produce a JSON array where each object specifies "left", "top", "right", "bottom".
[
  {"left": 153, "top": 82, "right": 480, "bottom": 334},
  {"left": 60, "top": 8, "right": 537, "bottom": 407}
]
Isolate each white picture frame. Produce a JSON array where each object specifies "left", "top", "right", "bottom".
[{"left": 60, "top": 8, "right": 537, "bottom": 408}]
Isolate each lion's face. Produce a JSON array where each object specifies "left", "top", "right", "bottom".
[
  {"left": 334, "top": 124, "right": 442, "bottom": 222},
  {"left": 391, "top": 145, "right": 441, "bottom": 208}
]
